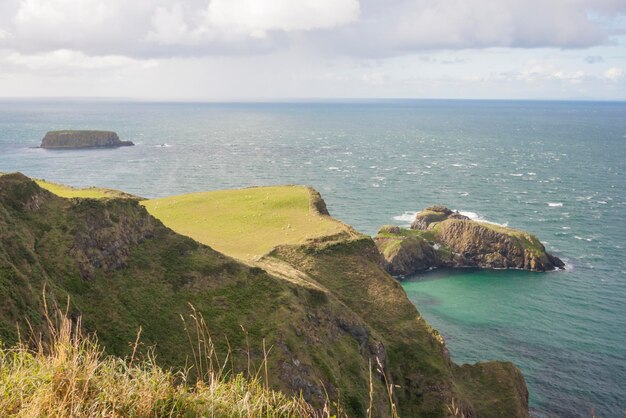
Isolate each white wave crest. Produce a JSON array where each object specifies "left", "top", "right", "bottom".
[
  {"left": 454, "top": 210, "right": 509, "bottom": 227},
  {"left": 548, "top": 202, "right": 563, "bottom": 207},
  {"left": 392, "top": 209, "right": 508, "bottom": 228},
  {"left": 392, "top": 211, "right": 417, "bottom": 224}
]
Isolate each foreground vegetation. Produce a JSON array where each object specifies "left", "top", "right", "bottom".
[{"left": 0, "top": 309, "right": 317, "bottom": 417}]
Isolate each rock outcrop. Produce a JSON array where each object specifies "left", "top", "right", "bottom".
[
  {"left": 376, "top": 205, "right": 564, "bottom": 276},
  {"left": 40, "top": 130, "right": 134, "bottom": 148}
]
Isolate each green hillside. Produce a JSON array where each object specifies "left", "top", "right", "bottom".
[{"left": 0, "top": 173, "right": 529, "bottom": 417}]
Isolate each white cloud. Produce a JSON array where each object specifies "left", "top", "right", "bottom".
[
  {"left": 0, "top": 0, "right": 625, "bottom": 99},
  {"left": 516, "top": 63, "right": 587, "bottom": 84},
  {"left": 0, "top": 0, "right": 623, "bottom": 58},
  {"left": 204, "top": 0, "right": 360, "bottom": 37},
  {"left": 147, "top": 0, "right": 360, "bottom": 45},
  {"left": 9, "top": 0, "right": 153, "bottom": 53},
  {"left": 147, "top": 4, "right": 194, "bottom": 45},
  {"left": 604, "top": 66, "right": 624, "bottom": 81},
  {"left": 330, "top": 0, "right": 626, "bottom": 55},
  {"left": 5, "top": 49, "right": 157, "bottom": 72}
]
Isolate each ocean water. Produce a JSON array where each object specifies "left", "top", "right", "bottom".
[{"left": 0, "top": 99, "right": 624, "bottom": 417}]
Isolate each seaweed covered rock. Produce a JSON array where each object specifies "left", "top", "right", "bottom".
[{"left": 41, "top": 130, "right": 134, "bottom": 149}]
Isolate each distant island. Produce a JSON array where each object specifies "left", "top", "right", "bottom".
[{"left": 40, "top": 130, "right": 134, "bottom": 149}]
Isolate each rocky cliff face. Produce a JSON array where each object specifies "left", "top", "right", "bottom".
[
  {"left": 40, "top": 130, "right": 134, "bottom": 148},
  {"left": 376, "top": 206, "right": 564, "bottom": 276}
]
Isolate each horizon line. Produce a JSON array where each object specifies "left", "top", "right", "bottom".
[{"left": 1, "top": 97, "right": 625, "bottom": 103}]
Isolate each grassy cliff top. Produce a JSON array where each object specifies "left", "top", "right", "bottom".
[
  {"left": 35, "top": 179, "right": 139, "bottom": 200},
  {"left": 142, "top": 186, "right": 350, "bottom": 261}
]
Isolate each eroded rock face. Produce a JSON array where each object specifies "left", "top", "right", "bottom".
[
  {"left": 41, "top": 130, "right": 134, "bottom": 149},
  {"left": 436, "top": 219, "right": 564, "bottom": 271},
  {"left": 70, "top": 199, "right": 157, "bottom": 280},
  {"left": 376, "top": 205, "right": 564, "bottom": 276}
]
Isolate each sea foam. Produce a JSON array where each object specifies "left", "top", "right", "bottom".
[{"left": 454, "top": 210, "right": 509, "bottom": 227}]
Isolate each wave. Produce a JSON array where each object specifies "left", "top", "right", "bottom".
[
  {"left": 392, "top": 211, "right": 417, "bottom": 224},
  {"left": 561, "top": 258, "right": 574, "bottom": 271},
  {"left": 392, "top": 209, "right": 508, "bottom": 228},
  {"left": 454, "top": 210, "right": 509, "bottom": 227},
  {"left": 548, "top": 202, "right": 563, "bottom": 207}
]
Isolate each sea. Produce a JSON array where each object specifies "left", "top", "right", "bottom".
[{"left": 0, "top": 99, "right": 624, "bottom": 417}]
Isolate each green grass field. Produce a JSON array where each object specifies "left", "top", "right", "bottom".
[
  {"left": 142, "top": 186, "right": 348, "bottom": 261},
  {"left": 35, "top": 179, "right": 137, "bottom": 199}
]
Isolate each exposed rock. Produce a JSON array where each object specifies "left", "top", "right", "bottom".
[
  {"left": 376, "top": 227, "right": 442, "bottom": 276},
  {"left": 377, "top": 206, "right": 564, "bottom": 276},
  {"left": 307, "top": 187, "right": 330, "bottom": 216},
  {"left": 41, "top": 130, "right": 134, "bottom": 149},
  {"left": 411, "top": 205, "right": 469, "bottom": 230},
  {"left": 70, "top": 199, "right": 157, "bottom": 280}
]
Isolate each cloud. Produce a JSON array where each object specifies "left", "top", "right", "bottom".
[
  {"left": 0, "top": 0, "right": 623, "bottom": 59},
  {"left": 203, "top": 0, "right": 360, "bottom": 37},
  {"left": 8, "top": 0, "right": 153, "bottom": 54},
  {"left": 3, "top": 49, "right": 157, "bottom": 73},
  {"left": 146, "top": 0, "right": 359, "bottom": 48},
  {"left": 604, "top": 66, "right": 624, "bottom": 81},
  {"left": 584, "top": 56, "right": 605, "bottom": 64},
  {"left": 517, "top": 66, "right": 587, "bottom": 84},
  {"left": 326, "top": 0, "right": 626, "bottom": 56}
]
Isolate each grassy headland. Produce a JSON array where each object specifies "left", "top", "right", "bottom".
[{"left": 142, "top": 186, "right": 350, "bottom": 261}]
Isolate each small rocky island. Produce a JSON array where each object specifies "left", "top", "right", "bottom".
[
  {"left": 375, "top": 205, "right": 565, "bottom": 276},
  {"left": 40, "top": 130, "right": 134, "bottom": 149}
]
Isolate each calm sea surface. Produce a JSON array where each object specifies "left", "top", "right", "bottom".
[{"left": 1, "top": 100, "right": 624, "bottom": 417}]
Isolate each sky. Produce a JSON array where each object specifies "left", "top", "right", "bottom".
[{"left": 0, "top": 0, "right": 625, "bottom": 100}]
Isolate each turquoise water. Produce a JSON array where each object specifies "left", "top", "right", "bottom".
[{"left": 0, "top": 100, "right": 624, "bottom": 416}]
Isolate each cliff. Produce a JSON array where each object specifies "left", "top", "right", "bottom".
[
  {"left": 40, "top": 130, "right": 134, "bottom": 148},
  {"left": 376, "top": 206, "right": 565, "bottom": 276},
  {"left": 0, "top": 175, "right": 529, "bottom": 417}
]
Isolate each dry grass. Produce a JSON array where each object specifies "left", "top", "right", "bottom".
[{"left": 0, "top": 302, "right": 318, "bottom": 417}]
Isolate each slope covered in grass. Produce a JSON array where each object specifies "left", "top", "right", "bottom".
[
  {"left": 142, "top": 186, "right": 350, "bottom": 261},
  {"left": 0, "top": 173, "right": 529, "bottom": 417},
  {"left": 35, "top": 178, "right": 139, "bottom": 200}
]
